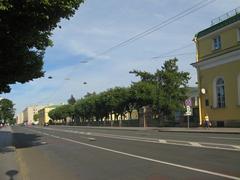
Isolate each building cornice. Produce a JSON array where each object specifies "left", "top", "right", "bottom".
[{"left": 191, "top": 49, "right": 240, "bottom": 70}]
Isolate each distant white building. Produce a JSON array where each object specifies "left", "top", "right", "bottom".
[
  {"left": 22, "top": 105, "right": 46, "bottom": 125},
  {"left": 16, "top": 112, "right": 24, "bottom": 124}
]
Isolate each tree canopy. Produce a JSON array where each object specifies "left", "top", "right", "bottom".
[
  {"left": 0, "top": 98, "right": 15, "bottom": 124},
  {"left": 68, "top": 95, "right": 76, "bottom": 105},
  {"left": 33, "top": 113, "right": 39, "bottom": 122},
  {"left": 0, "top": 0, "right": 84, "bottom": 93},
  {"left": 49, "top": 104, "right": 74, "bottom": 124}
]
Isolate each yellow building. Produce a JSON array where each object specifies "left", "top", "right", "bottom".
[
  {"left": 192, "top": 8, "right": 240, "bottom": 127},
  {"left": 38, "top": 106, "right": 56, "bottom": 125}
]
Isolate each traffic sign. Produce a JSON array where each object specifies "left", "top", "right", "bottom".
[
  {"left": 184, "top": 105, "right": 192, "bottom": 116},
  {"left": 184, "top": 105, "right": 192, "bottom": 128},
  {"left": 185, "top": 98, "right": 192, "bottom": 107}
]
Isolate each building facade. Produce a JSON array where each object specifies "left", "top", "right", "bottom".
[
  {"left": 38, "top": 106, "right": 56, "bottom": 125},
  {"left": 192, "top": 8, "right": 240, "bottom": 127},
  {"left": 16, "top": 112, "right": 24, "bottom": 124},
  {"left": 22, "top": 105, "right": 45, "bottom": 125}
]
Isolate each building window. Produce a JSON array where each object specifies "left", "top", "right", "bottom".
[
  {"left": 205, "top": 99, "right": 209, "bottom": 106},
  {"left": 237, "top": 28, "right": 240, "bottom": 42},
  {"left": 238, "top": 74, "right": 240, "bottom": 105},
  {"left": 213, "top": 35, "right": 221, "bottom": 50},
  {"left": 216, "top": 78, "right": 225, "bottom": 108}
]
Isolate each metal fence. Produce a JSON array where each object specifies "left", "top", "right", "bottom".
[{"left": 211, "top": 7, "right": 240, "bottom": 26}]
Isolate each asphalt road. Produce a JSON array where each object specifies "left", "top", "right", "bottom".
[{"left": 9, "top": 126, "right": 240, "bottom": 180}]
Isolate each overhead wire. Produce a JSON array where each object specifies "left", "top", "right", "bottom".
[
  {"left": 152, "top": 43, "right": 194, "bottom": 58},
  {"left": 97, "top": 0, "right": 216, "bottom": 55},
  {"left": 152, "top": 52, "right": 195, "bottom": 59},
  {"left": 37, "top": 0, "right": 216, "bottom": 104}
]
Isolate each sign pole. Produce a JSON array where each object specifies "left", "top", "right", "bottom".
[{"left": 184, "top": 98, "right": 192, "bottom": 129}]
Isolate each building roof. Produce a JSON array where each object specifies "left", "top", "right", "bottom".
[
  {"left": 45, "top": 105, "right": 59, "bottom": 109},
  {"left": 38, "top": 105, "right": 58, "bottom": 112},
  {"left": 195, "top": 10, "right": 240, "bottom": 38}
]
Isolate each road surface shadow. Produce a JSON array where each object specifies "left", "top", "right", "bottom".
[
  {"left": 13, "top": 132, "right": 43, "bottom": 149},
  {"left": 0, "top": 146, "right": 15, "bottom": 153},
  {"left": 0, "top": 131, "right": 15, "bottom": 154},
  {"left": 5, "top": 170, "right": 18, "bottom": 180},
  {"left": 1, "top": 128, "right": 45, "bottom": 153}
]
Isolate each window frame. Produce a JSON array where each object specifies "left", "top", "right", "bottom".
[
  {"left": 212, "top": 35, "right": 221, "bottom": 50},
  {"left": 238, "top": 74, "right": 240, "bottom": 105},
  {"left": 213, "top": 77, "right": 226, "bottom": 108},
  {"left": 216, "top": 78, "right": 225, "bottom": 108},
  {"left": 237, "top": 28, "right": 240, "bottom": 42}
]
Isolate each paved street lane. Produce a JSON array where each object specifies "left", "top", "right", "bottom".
[
  {"left": 11, "top": 126, "right": 240, "bottom": 180},
  {"left": 49, "top": 125, "right": 240, "bottom": 145}
]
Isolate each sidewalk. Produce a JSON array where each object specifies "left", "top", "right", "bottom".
[
  {"left": 65, "top": 125, "right": 240, "bottom": 134},
  {"left": 156, "top": 127, "right": 240, "bottom": 134},
  {"left": 0, "top": 126, "right": 21, "bottom": 180}
]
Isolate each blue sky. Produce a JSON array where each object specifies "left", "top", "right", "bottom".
[{"left": 2, "top": 0, "right": 240, "bottom": 114}]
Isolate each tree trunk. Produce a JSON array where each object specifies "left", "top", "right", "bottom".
[
  {"left": 137, "top": 109, "right": 140, "bottom": 120},
  {"left": 129, "top": 110, "right": 132, "bottom": 120}
]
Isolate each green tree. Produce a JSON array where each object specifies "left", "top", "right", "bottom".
[
  {"left": 33, "top": 113, "right": 39, "bottom": 122},
  {"left": 129, "top": 70, "right": 156, "bottom": 113},
  {"left": 0, "top": 98, "right": 15, "bottom": 124},
  {"left": 0, "top": 0, "right": 84, "bottom": 93},
  {"left": 160, "top": 58, "right": 190, "bottom": 120},
  {"left": 130, "top": 58, "right": 190, "bottom": 121},
  {"left": 95, "top": 92, "right": 110, "bottom": 121},
  {"left": 68, "top": 95, "right": 76, "bottom": 105},
  {"left": 74, "top": 91, "right": 114, "bottom": 124},
  {"left": 74, "top": 98, "right": 92, "bottom": 123},
  {"left": 49, "top": 105, "right": 74, "bottom": 124},
  {"left": 48, "top": 109, "right": 58, "bottom": 121},
  {"left": 102, "top": 87, "right": 127, "bottom": 121},
  {"left": 129, "top": 81, "right": 155, "bottom": 117}
]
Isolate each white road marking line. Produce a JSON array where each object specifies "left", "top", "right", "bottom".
[
  {"left": 232, "top": 145, "right": 240, "bottom": 150},
  {"left": 31, "top": 127, "right": 240, "bottom": 152},
  {"left": 209, "top": 137, "right": 240, "bottom": 140},
  {"left": 42, "top": 132, "right": 240, "bottom": 180},
  {"left": 190, "top": 142, "right": 202, "bottom": 147},
  {"left": 40, "top": 142, "right": 47, "bottom": 145},
  {"left": 158, "top": 139, "right": 167, "bottom": 143},
  {"left": 50, "top": 135, "right": 60, "bottom": 138},
  {"left": 161, "top": 142, "right": 239, "bottom": 151}
]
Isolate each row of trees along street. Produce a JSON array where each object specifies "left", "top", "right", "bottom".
[{"left": 48, "top": 58, "right": 190, "bottom": 126}]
